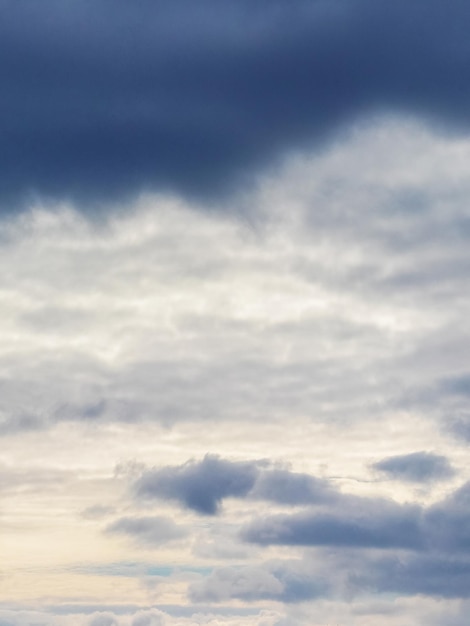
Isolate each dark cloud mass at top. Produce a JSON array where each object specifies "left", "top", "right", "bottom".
[{"left": 2, "top": 0, "right": 470, "bottom": 212}]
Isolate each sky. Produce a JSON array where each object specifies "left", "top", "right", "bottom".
[{"left": 2, "top": 1, "right": 470, "bottom": 625}]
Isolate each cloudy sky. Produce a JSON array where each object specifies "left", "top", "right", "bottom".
[{"left": 2, "top": 1, "right": 470, "bottom": 625}]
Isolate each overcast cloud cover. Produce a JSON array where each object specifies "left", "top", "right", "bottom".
[{"left": 2, "top": 1, "right": 470, "bottom": 625}]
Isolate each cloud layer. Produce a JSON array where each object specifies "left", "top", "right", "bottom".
[
  {"left": 3, "top": 0, "right": 470, "bottom": 211},
  {"left": 2, "top": 104, "right": 470, "bottom": 626}
]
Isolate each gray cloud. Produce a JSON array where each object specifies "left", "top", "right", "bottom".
[
  {"left": 0, "top": 607, "right": 266, "bottom": 626},
  {"left": 133, "top": 456, "right": 336, "bottom": 515},
  {"left": 372, "top": 451, "right": 456, "bottom": 483},
  {"left": 134, "top": 455, "right": 260, "bottom": 515},
  {"left": 242, "top": 501, "right": 424, "bottom": 550},
  {"left": 89, "top": 615, "right": 119, "bottom": 626},
  {"left": 0, "top": 412, "right": 45, "bottom": 436},
  {"left": 130, "top": 454, "right": 470, "bottom": 560},
  {"left": 106, "top": 516, "right": 187, "bottom": 546},
  {"left": 242, "top": 476, "right": 470, "bottom": 569},
  {"left": 188, "top": 560, "right": 329, "bottom": 604},
  {"left": 188, "top": 543, "right": 470, "bottom": 606},
  {"left": 81, "top": 505, "right": 116, "bottom": 521},
  {"left": 131, "top": 612, "right": 165, "bottom": 626},
  {"left": 428, "top": 601, "right": 470, "bottom": 626},
  {"left": 249, "top": 469, "right": 334, "bottom": 506},
  {"left": 425, "top": 482, "right": 470, "bottom": 553},
  {"left": 358, "top": 554, "right": 470, "bottom": 599}
]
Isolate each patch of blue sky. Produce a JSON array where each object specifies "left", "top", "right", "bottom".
[{"left": 68, "top": 562, "right": 212, "bottom": 578}]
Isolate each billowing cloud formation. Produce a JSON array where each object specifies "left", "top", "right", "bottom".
[
  {"left": 372, "top": 451, "right": 456, "bottom": 483},
  {"left": 133, "top": 455, "right": 333, "bottom": 514},
  {"left": 3, "top": 0, "right": 470, "bottom": 211}
]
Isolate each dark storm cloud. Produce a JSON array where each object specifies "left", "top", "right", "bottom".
[
  {"left": 105, "top": 515, "right": 187, "bottom": 546},
  {"left": 3, "top": 0, "right": 470, "bottom": 212},
  {"left": 133, "top": 455, "right": 334, "bottom": 514},
  {"left": 372, "top": 451, "right": 456, "bottom": 483}
]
